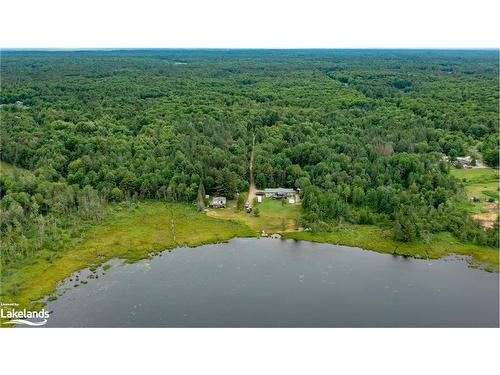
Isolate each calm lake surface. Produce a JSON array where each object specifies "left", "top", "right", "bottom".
[{"left": 44, "top": 238, "right": 499, "bottom": 327}]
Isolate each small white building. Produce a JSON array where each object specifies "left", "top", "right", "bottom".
[{"left": 210, "top": 197, "right": 226, "bottom": 208}]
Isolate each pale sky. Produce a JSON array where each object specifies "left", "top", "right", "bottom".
[{"left": 1, "top": 0, "right": 499, "bottom": 48}]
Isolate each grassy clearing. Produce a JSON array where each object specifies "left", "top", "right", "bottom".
[
  {"left": 0, "top": 161, "right": 31, "bottom": 175},
  {"left": 284, "top": 225, "right": 499, "bottom": 272},
  {"left": 451, "top": 167, "right": 499, "bottom": 184},
  {"left": 451, "top": 167, "right": 499, "bottom": 202},
  {"left": 451, "top": 168, "right": 499, "bottom": 226},
  {"left": 0, "top": 201, "right": 255, "bottom": 314},
  {"left": 207, "top": 197, "right": 301, "bottom": 233}
]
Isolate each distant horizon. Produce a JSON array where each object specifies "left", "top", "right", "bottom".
[
  {"left": 2, "top": 48, "right": 499, "bottom": 56},
  {"left": 2, "top": 47, "right": 499, "bottom": 51}
]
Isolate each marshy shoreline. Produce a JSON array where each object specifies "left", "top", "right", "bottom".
[{"left": 1, "top": 200, "right": 498, "bottom": 326}]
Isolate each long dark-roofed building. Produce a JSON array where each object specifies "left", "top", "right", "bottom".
[{"left": 264, "top": 188, "right": 296, "bottom": 199}]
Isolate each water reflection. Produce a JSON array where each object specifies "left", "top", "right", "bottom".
[{"left": 44, "top": 238, "right": 499, "bottom": 327}]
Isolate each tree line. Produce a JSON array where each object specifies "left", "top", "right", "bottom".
[{"left": 1, "top": 49, "right": 498, "bottom": 265}]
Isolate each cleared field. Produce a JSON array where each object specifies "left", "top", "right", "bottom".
[
  {"left": 451, "top": 167, "right": 499, "bottom": 227},
  {"left": 207, "top": 197, "right": 301, "bottom": 233},
  {"left": 451, "top": 167, "right": 499, "bottom": 184},
  {"left": 451, "top": 168, "right": 499, "bottom": 201}
]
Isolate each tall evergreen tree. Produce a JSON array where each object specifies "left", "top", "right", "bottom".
[{"left": 196, "top": 182, "right": 206, "bottom": 212}]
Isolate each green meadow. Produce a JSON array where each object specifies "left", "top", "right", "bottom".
[
  {"left": 207, "top": 197, "right": 301, "bottom": 233},
  {"left": 451, "top": 167, "right": 499, "bottom": 202}
]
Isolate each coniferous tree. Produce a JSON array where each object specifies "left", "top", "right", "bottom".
[{"left": 196, "top": 182, "right": 206, "bottom": 212}]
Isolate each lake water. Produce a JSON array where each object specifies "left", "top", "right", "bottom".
[{"left": 44, "top": 238, "right": 499, "bottom": 327}]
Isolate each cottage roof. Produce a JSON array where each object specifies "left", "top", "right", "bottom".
[{"left": 264, "top": 188, "right": 295, "bottom": 194}]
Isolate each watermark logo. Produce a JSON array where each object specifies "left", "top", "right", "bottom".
[{"left": 1, "top": 303, "right": 49, "bottom": 327}]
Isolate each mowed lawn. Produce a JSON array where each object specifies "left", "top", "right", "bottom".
[
  {"left": 451, "top": 168, "right": 499, "bottom": 219},
  {"left": 207, "top": 197, "right": 301, "bottom": 233},
  {"left": 451, "top": 167, "right": 499, "bottom": 201}
]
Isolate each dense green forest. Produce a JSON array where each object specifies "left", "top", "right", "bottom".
[{"left": 1, "top": 49, "right": 499, "bottom": 267}]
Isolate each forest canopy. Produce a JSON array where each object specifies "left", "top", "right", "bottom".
[{"left": 1, "top": 49, "right": 499, "bottom": 265}]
